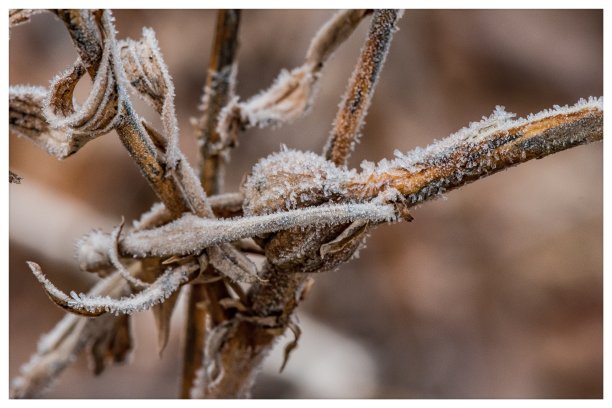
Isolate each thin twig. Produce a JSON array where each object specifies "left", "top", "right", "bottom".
[
  {"left": 193, "top": 9, "right": 241, "bottom": 192},
  {"left": 324, "top": 9, "right": 402, "bottom": 166}
]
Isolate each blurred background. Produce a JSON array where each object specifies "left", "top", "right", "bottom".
[{"left": 9, "top": 10, "right": 602, "bottom": 398}]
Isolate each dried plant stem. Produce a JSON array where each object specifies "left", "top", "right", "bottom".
[
  {"left": 194, "top": 9, "right": 241, "bottom": 192},
  {"left": 196, "top": 10, "right": 403, "bottom": 398},
  {"left": 324, "top": 9, "right": 401, "bottom": 166},
  {"left": 115, "top": 109, "right": 190, "bottom": 216},
  {"left": 182, "top": 10, "right": 241, "bottom": 398},
  {"left": 347, "top": 104, "right": 604, "bottom": 205},
  {"left": 54, "top": 10, "right": 190, "bottom": 217}
]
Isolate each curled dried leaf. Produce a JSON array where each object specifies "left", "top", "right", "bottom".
[
  {"left": 29, "top": 261, "right": 198, "bottom": 316},
  {"left": 11, "top": 270, "right": 132, "bottom": 398},
  {"left": 10, "top": 11, "right": 126, "bottom": 160},
  {"left": 43, "top": 14, "right": 125, "bottom": 148},
  {"left": 9, "top": 86, "right": 83, "bottom": 159},
  {"left": 119, "top": 28, "right": 180, "bottom": 169},
  {"left": 216, "top": 9, "right": 369, "bottom": 144},
  {"left": 87, "top": 314, "right": 133, "bottom": 375}
]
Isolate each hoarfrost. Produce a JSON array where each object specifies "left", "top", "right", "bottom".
[
  {"left": 119, "top": 27, "right": 181, "bottom": 170},
  {"left": 122, "top": 202, "right": 397, "bottom": 257},
  {"left": 243, "top": 148, "right": 351, "bottom": 215},
  {"left": 370, "top": 97, "right": 604, "bottom": 178},
  {"left": 28, "top": 261, "right": 197, "bottom": 316}
]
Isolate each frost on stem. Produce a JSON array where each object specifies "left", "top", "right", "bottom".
[
  {"left": 192, "top": 9, "right": 241, "bottom": 192},
  {"left": 216, "top": 10, "right": 370, "bottom": 143},
  {"left": 324, "top": 9, "right": 402, "bottom": 166},
  {"left": 120, "top": 201, "right": 397, "bottom": 258},
  {"left": 352, "top": 97, "right": 604, "bottom": 205},
  {"left": 28, "top": 261, "right": 198, "bottom": 316}
]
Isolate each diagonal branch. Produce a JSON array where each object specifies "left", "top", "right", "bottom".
[
  {"left": 323, "top": 9, "right": 402, "bottom": 166},
  {"left": 347, "top": 98, "right": 604, "bottom": 205}
]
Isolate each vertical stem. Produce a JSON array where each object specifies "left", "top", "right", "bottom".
[
  {"left": 194, "top": 9, "right": 241, "bottom": 192},
  {"left": 323, "top": 9, "right": 401, "bottom": 167},
  {"left": 181, "top": 10, "right": 242, "bottom": 398}
]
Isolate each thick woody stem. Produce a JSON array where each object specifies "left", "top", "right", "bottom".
[
  {"left": 182, "top": 10, "right": 241, "bottom": 399},
  {"left": 324, "top": 9, "right": 401, "bottom": 166},
  {"left": 347, "top": 105, "right": 604, "bottom": 204}
]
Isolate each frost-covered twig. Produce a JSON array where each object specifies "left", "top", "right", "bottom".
[
  {"left": 193, "top": 9, "right": 241, "bottom": 192},
  {"left": 324, "top": 9, "right": 402, "bottom": 166},
  {"left": 10, "top": 9, "right": 603, "bottom": 399},
  {"left": 53, "top": 10, "right": 190, "bottom": 216},
  {"left": 183, "top": 10, "right": 243, "bottom": 396},
  {"left": 121, "top": 202, "right": 397, "bottom": 257},
  {"left": 348, "top": 98, "right": 604, "bottom": 205},
  {"left": 216, "top": 9, "right": 370, "bottom": 142}
]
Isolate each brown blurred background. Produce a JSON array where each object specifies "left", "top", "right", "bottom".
[{"left": 9, "top": 10, "right": 602, "bottom": 398}]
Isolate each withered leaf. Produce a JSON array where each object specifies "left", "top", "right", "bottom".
[
  {"left": 319, "top": 219, "right": 369, "bottom": 259},
  {"left": 119, "top": 28, "right": 180, "bottom": 168},
  {"left": 88, "top": 315, "right": 133, "bottom": 375}
]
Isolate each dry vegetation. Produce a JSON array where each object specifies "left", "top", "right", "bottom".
[{"left": 9, "top": 9, "right": 602, "bottom": 398}]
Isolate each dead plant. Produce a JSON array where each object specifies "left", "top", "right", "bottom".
[{"left": 9, "top": 9, "right": 603, "bottom": 398}]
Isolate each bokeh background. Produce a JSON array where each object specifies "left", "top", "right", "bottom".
[{"left": 9, "top": 10, "right": 602, "bottom": 398}]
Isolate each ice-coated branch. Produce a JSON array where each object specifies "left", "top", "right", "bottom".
[
  {"left": 184, "top": 10, "right": 244, "bottom": 397},
  {"left": 348, "top": 98, "right": 604, "bottom": 205},
  {"left": 324, "top": 9, "right": 402, "bottom": 166}
]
